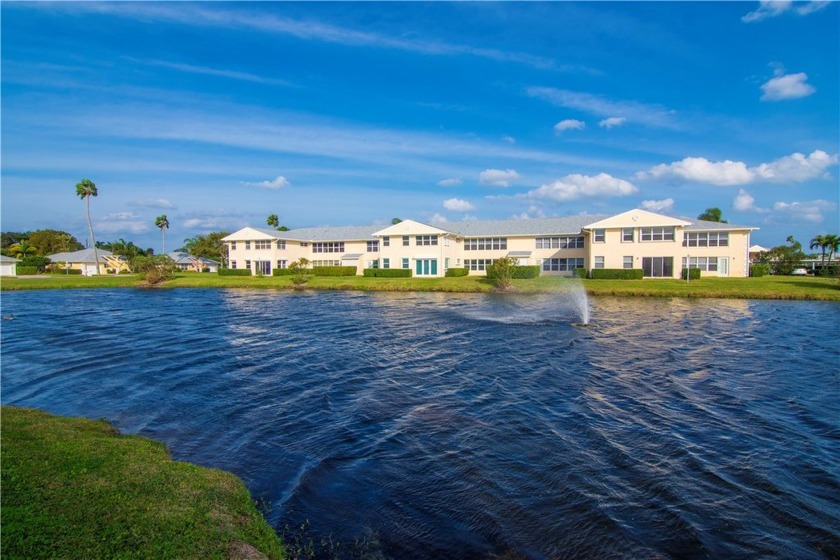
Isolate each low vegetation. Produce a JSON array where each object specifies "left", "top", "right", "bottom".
[
  {"left": 1, "top": 406, "right": 284, "bottom": 559},
  {"left": 1, "top": 271, "right": 838, "bottom": 300}
]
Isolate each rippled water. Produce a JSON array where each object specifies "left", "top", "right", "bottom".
[{"left": 2, "top": 289, "right": 839, "bottom": 559}]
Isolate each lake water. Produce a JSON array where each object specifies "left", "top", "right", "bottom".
[{"left": 1, "top": 288, "right": 838, "bottom": 559}]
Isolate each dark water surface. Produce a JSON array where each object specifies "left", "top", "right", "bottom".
[{"left": 2, "top": 288, "right": 839, "bottom": 559}]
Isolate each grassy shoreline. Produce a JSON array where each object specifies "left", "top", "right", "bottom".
[
  {"left": 1, "top": 272, "right": 838, "bottom": 300},
  {"left": 1, "top": 406, "right": 285, "bottom": 559}
]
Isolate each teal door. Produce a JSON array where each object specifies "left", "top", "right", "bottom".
[{"left": 414, "top": 259, "right": 438, "bottom": 276}]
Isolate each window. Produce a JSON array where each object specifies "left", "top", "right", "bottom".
[
  {"left": 245, "top": 260, "right": 251, "bottom": 270},
  {"left": 640, "top": 227, "right": 675, "bottom": 242},
  {"left": 383, "top": 236, "right": 390, "bottom": 247},
  {"left": 245, "top": 241, "right": 251, "bottom": 250},
  {"left": 231, "top": 260, "right": 237, "bottom": 269},
  {"left": 231, "top": 242, "right": 237, "bottom": 250},
  {"left": 683, "top": 232, "right": 729, "bottom": 247},
  {"left": 402, "top": 236, "right": 409, "bottom": 246},
  {"left": 402, "top": 258, "right": 409, "bottom": 269},
  {"left": 367, "top": 241, "right": 379, "bottom": 252},
  {"left": 681, "top": 257, "right": 718, "bottom": 271},
  {"left": 594, "top": 229, "right": 605, "bottom": 243},
  {"left": 254, "top": 240, "right": 272, "bottom": 250},
  {"left": 277, "top": 240, "right": 286, "bottom": 250},
  {"left": 276, "top": 260, "right": 287, "bottom": 269},
  {"left": 622, "top": 228, "right": 634, "bottom": 242},
  {"left": 370, "top": 259, "right": 379, "bottom": 269},
  {"left": 416, "top": 235, "right": 438, "bottom": 246},
  {"left": 542, "top": 258, "right": 584, "bottom": 272},
  {"left": 623, "top": 256, "right": 633, "bottom": 269},
  {"left": 300, "top": 242, "right": 309, "bottom": 247},
  {"left": 594, "top": 256, "right": 605, "bottom": 269},
  {"left": 311, "top": 260, "right": 340, "bottom": 267},
  {"left": 383, "top": 258, "right": 390, "bottom": 269},
  {"left": 535, "top": 236, "right": 584, "bottom": 249},
  {"left": 465, "top": 259, "right": 493, "bottom": 271},
  {"left": 465, "top": 237, "right": 507, "bottom": 251},
  {"left": 312, "top": 242, "right": 345, "bottom": 253},
  {"left": 642, "top": 257, "right": 674, "bottom": 277}
]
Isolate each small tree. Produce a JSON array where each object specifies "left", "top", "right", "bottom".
[
  {"left": 267, "top": 214, "right": 279, "bottom": 229},
  {"left": 697, "top": 207, "right": 727, "bottom": 223},
  {"left": 487, "top": 256, "right": 517, "bottom": 290},
  {"left": 287, "top": 257, "right": 311, "bottom": 288},
  {"left": 766, "top": 236, "right": 805, "bottom": 275},
  {"left": 391, "top": 218, "right": 402, "bottom": 225},
  {"left": 133, "top": 255, "right": 176, "bottom": 286}
]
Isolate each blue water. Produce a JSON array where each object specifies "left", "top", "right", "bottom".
[{"left": 1, "top": 289, "right": 839, "bottom": 559}]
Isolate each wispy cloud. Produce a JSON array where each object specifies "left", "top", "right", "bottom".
[
  {"left": 242, "top": 176, "right": 290, "bottom": 189},
  {"left": 638, "top": 150, "right": 837, "bottom": 186},
  {"left": 127, "top": 58, "right": 296, "bottom": 87},
  {"left": 442, "top": 198, "right": 475, "bottom": 212},
  {"left": 599, "top": 117, "right": 626, "bottom": 129},
  {"left": 640, "top": 198, "right": 674, "bottom": 212},
  {"left": 438, "top": 178, "right": 463, "bottom": 187},
  {"left": 554, "top": 119, "right": 586, "bottom": 133},
  {"left": 742, "top": 1, "right": 829, "bottom": 23},
  {"left": 527, "top": 87, "right": 678, "bottom": 129},
  {"left": 760, "top": 71, "right": 815, "bottom": 101},
  {"left": 479, "top": 169, "right": 520, "bottom": 188},
  {"left": 525, "top": 173, "right": 637, "bottom": 202},
  {"left": 130, "top": 198, "right": 175, "bottom": 209},
  {"left": 772, "top": 199, "right": 836, "bottom": 222},
  {"left": 97, "top": 212, "right": 151, "bottom": 234}
]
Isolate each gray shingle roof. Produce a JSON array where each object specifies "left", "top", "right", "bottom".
[
  {"left": 46, "top": 248, "right": 115, "bottom": 263},
  {"left": 683, "top": 218, "right": 755, "bottom": 231},
  {"left": 168, "top": 252, "right": 220, "bottom": 265}
]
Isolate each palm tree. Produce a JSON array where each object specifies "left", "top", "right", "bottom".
[
  {"left": 8, "top": 240, "right": 37, "bottom": 259},
  {"left": 266, "top": 214, "right": 279, "bottom": 229},
  {"left": 76, "top": 179, "right": 100, "bottom": 275},
  {"left": 155, "top": 215, "right": 170, "bottom": 255},
  {"left": 824, "top": 234, "right": 840, "bottom": 263},
  {"left": 697, "top": 207, "right": 727, "bottom": 223},
  {"left": 809, "top": 234, "right": 828, "bottom": 265}
]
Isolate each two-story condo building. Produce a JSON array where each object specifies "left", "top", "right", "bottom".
[{"left": 222, "top": 209, "right": 756, "bottom": 278}]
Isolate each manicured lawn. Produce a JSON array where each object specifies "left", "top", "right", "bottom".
[
  {"left": 1, "top": 406, "right": 285, "bottom": 560},
  {"left": 2, "top": 272, "right": 838, "bottom": 300}
]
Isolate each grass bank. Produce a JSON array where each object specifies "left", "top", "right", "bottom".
[
  {"left": 1, "top": 272, "right": 838, "bottom": 300},
  {"left": 1, "top": 406, "right": 285, "bottom": 560}
]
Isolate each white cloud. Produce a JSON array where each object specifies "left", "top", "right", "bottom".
[
  {"left": 242, "top": 175, "right": 289, "bottom": 189},
  {"left": 97, "top": 212, "right": 151, "bottom": 234},
  {"left": 733, "top": 189, "right": 757, "bottom": 211},
  {"left": 554, "top": 119, "right": 586, "bottom": 133},
  {"left": 640, "top": 198, "right": 675, "bottom": 212},
  {"left": 528, "top": 87, "right": 678, "bottom": 129},
  {"left": 442, "top": 198, "right": 475, "bottom": 212},
  {"left": 479, "top": 168, "right": 520, "bottom": 188},
  {"left": 742, "top": 1, "right": 829, "bottom": 22},
  {"left": 502, "top": 135, "right": 516, "bottom": 144},
  {"left": 638, "top": 150, "right": 838, "bottom": 186},
  {"left": 599, "top": 117, "right": 626, "bottom": 129},
  {"left": 129, "top": 58, "right": 294, "bottom": 87},
  {"left": 429, "top": 213, "right": 448, "bottom": 224},
  {"left": 510, "top": 205, "right": 546, "bottom": 220},
  {"left": 772, "top": 199, "right": 837, "bottom": 223},
  {"left": 760, "top": 72, "right": 815, "bottom": 101},
  {"left": 130, "top": 198, "right": 175, "bottom": 209},
  {"left": 527, "top": 173, "right": 638, "bottom": 202},
  {"left": 438, "top": 177, "right": 462, "bottom": 187}
]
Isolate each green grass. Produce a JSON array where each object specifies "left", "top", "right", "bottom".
[
  {"left": 2, "top": 271, "right": 838, "bottom": 300},
  {"left": 1, "top": 406, "right": 285, "bottom": 560}
]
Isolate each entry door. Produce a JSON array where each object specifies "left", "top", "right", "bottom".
[
  {"left": 718, "top": 257, "right": 729, "bottom": 277},
  {"left": 414, "top": 259, "right": 438, "bottom": 276},
  {"left": 256, "top": 260, "right": 271, "bottom": 275}
]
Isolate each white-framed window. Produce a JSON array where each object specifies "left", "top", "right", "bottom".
[
  {"left": 370, "top": 259, "right": 379, "bottom": 269},
  {"left": 623, "top": 256, "right": 633, "bottom": 269},
  {"left": 640, "top": 227, "right": 675, "bottom": 242},
  {"left": 367, "top": 240, "right": 379, "bottom": 252},
  {"left": 535, "top": 236, "right": 584, "bottom": 249},
  {"left": 402, "top": 236, "right": 409, "bottom": 246},
  {"left": 622, "top": 228, "right": 634, "bottom": 242},
  {"left": 311, "top": 260, "right": 340, "bottom": 267},
  {"left": 245, "top": 241, "right": 251, "bottom": 250},
  {"left": 383, "top": 236, "right": 390, "bottom": 247},
  {"left": 277, "top": 240, "right": 286, "bottom": 250},
  {"left": 594, "top": 229, "right": 605, "bottom": 243},
  {"left": 594, "top": 256, "right": 605, "bottom": 269},
  {"left": 683, "top": 232, "right": 729, "bottom": 247},
  {"left": 276, "top": 260, "right": 287, "bottom": 269},
  {"left": 312, "top": 242, "right": 345, "bottom": 253},
  {"left": 542, "top": 258, "right": 585, "bottom": 271},
  {"left": 383, "top": 258, "right": 390, "bottom": 269},
  {"left": 231, "top": 241, "right": 237, "bottom": 250},
  {"left": 300, "top": 242, "right": 309, "bottom": 247},
  {"left": 402, "top": 258, "right": 409, "bottom": 269},
  {"left": 245, "top": 260, "right": 251, "bottom": 270},
  {"left": 255, "top": 240, "right": 271, "bottom": 250},
  {"left": 465, "top": 238, "right": 507, "bottom": 250},
  {"left": 231, "top": 260, "right": 237, "bottom": 269},
  {"left": 465, "top": 259, "right": 493, "bottom": 271},
  {"left": 416, "top": 235, "right": 438, "bottom": 246},
  {"left": 681, "top": 257, "right": 718, "bottom": 271}
]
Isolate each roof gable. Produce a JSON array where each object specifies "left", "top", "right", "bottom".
[
  {"left": 373, "top": 219, "right": 451, "bottom": 237},
  {"left": 222, "top": 227, "right": 283, "bottom": 242},
  {"left": 585, "top": 209, "right": 691, "bottom": 229}
]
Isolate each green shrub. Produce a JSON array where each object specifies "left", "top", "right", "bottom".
[
  {"left": 815, "top": 265, "right": 839, "bottom": 277},
  {"left": 590, "top": 268, "right": 644, "bottom": 280},
  {"left": 681, "top": 267, "right": 701, "bottom": 280},
  {"left": 15, "top": 266, "right": 38, "bottom": 275},
  {"left": 49, "top": 268, "right": 82, "bottom": 275},
  {"left": 219, "top": 268, "right": 251, "bottom": 276},
  {"left": 574, "top": 268, "right": 587, "bottom": 279},
  {"left": 750, "top": 264, "right": 770, "bottom": 277},
  {"left": 19, "top": 256, "right": 50, "bottom": 273},
  {"left": 272, "top": 268, "right": 293, "bottom": 276},
  {"left": 445, "top": 268, "right": 468, "bottom": 277},
  {"left": 363, "top": 268, "right": 412, "bottom": 277},
  {"left": 312, "top": 266, "right": 357, "bottom": 277},
  {"left": 485, "top": 264, "right": 540, "bottom": 280}
]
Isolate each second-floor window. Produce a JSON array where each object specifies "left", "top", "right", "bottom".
[
  {"left": 622, "top": 228, "right": 634, "bottom": 242},
  {"left": 640, "top": 227, "right": 675, "bottom": 242},
  {"left": 367, "top": 241, "right": 379, "bottom": 252},
  {"left": 383, "top": 236, "right": 390, "bottom": 247},
  {"left": 230, "top": 242, "right": 237, "bottom": 250},
  {"left": 416, "top": 235, "right": 438, "bottom": 246},
  {"left": 535, "top": 236, "right": 584, "bottom": 249},
  {"left": 312, "top": 242, "right": 344, "bottom": 253},
  {"left": 254, "top": 240, "right": 271, "bottom": 249},
  {"left": 683, "top": 232, "right": 728, "bottom": 247},
  {"left": 594, "top": 229, "right": 605, "bottom": 243},
  {"left": 465, "top": 238, "right": 507, "bottom": 251},
  {"left": 245, "top": 241, "right": 251, "bottom": 250},
  {"left": 277, "top": 240, "right": 286, "bottom": 250}
]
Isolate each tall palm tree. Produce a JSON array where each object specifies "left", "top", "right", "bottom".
[
  {"left": 76, "top": 179, "right": 100, "bottom": 275},
  {"left": 824, "top": 234, "right": 840, "bottom": 263},
  {"left": 266, "top": 214, "right": 279, "bottom": 229},
  {"left": 809, "top": 234, "right": 828, "bottom": 265},
  {"left": 155, "top": 215, "right": 170, "bottom": 255}
]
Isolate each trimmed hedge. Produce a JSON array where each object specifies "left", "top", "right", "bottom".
[
  {"left": 681, "top": 267, "right": 701, "bottom": 280},
  {"left": 574, "top": 268, "right": 587, "bottom": 279},
  {"left": 750, "top": 264, "right": 770, "bottom": 277},
  {"left": 272, "top": 268, "right": 293, "bottom": 276},
  {"left": 50, "top": 268, "right": 82, "bottom": 275},
  {"left": 363, "top": 268, "right": 412, "bottom": 278},
  {"left": 486, "top": 265, "right": 541, "bottom": 280},
  {"left": 590, "top": 268, "right": 644, "bottom": 280},
  {"left": 312, "top": 266, "right": 356, "bottom": 277},
  {"left": 15, "top": 266, "right": 38, "bottom": 275},
  {"left": 445, "top": 268, "right": 468, "bottom": 277},
  {"left": 815, "top": 265, "right": 839, "bottom": 277},
  {"left": 218, "top": 268, "right": 251, "bottom": 276}
]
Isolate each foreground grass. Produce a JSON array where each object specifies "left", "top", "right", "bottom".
[
  {"left": 2, "top": 272, "right": 838, "bottom": 300},
  {"left": 1, "top": 406, "right": 285, "bottom": 560}
]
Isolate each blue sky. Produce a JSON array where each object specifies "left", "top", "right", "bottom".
[{"left": 2, "top": 1, "right": 838, "bottom": 251}]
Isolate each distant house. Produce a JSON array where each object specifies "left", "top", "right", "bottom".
[
  {"left": 46, "top": 248, "right": 130, "bottom": 275},
  {"left": 168, "top": 252, "right": 220, "bottom": 273},
  {"left": 749, "top": 244, "right": 770, "bottom": 262},
  {"left": 0, "top": 255, "right": 20, "bottom": 276}
]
